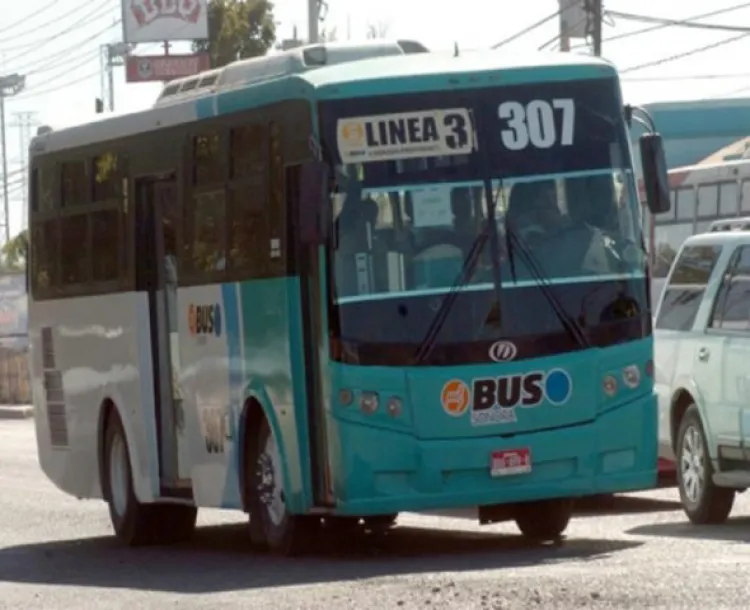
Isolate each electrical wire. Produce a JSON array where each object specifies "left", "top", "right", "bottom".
[
  {"left": 0, "top": 0, "right": 117, "bottom": 61},
  {"left": 619, "top": 31, "right": 750, "bottom": 74},
  {"left": 0, "top": 0, "right": 59, "bottom": 36},
  {"left": 570, "top": 2, "right": 750, "bottom": 50},
  {"left": 492, "top": 10, "right": 561, "bottom": 49},
  {"left": 607, "top": 9, "right": 750, "bottom": 33}
]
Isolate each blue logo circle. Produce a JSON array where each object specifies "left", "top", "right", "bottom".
[
  {"left": 213, "top": 303, "right": 222, "bottom": 337},
  {"left": 544, "top": 369, "right": 572, "bottom": 405}
]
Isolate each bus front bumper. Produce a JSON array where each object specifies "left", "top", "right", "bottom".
[{"left": 328, "top": 392, "right": 658, "bottom": 515}]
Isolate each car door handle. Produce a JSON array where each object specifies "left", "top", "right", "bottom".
[{"left": 698, "top": 347, "right": 710, "bottom": 362}]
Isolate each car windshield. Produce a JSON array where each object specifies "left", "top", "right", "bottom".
[{"left": 319, "top": 76, "right": 650, "bottom": 366}]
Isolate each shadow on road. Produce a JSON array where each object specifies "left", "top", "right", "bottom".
[
  {"left": 429, "top": 494, "right": 683, "bottom": 520},
  {"left": 628, "top": 517, "right": 750, "bottom": 543},
  {"left": 0, "top": 523, "right": 642, "bottom": 593}
]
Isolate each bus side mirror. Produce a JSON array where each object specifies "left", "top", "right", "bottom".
[
  {"left": 639, "top": 133, "right": 671, "bottom": 215},
  {"left": 298, "top": 161, "right": 330, "bottom": 246}
]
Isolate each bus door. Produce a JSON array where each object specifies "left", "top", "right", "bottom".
[
  {"left": 134, "top": 174, "right": 192, "bottom": 496},
  {"left": 287, "top": 163, "right": 334, "bottom": 506}
]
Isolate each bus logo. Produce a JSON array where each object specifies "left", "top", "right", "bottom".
[
  {"left": 440, "top": 379, "right": 470, "bottom": 417},
  {"left": 188, "top": 303, "right": 222, "bottom": 337},
  {"left": 339, "top": 121, "right": 365, "bottom": 145},
  {"left": 488, "top": 340, "right": 517, "bottom": 362}
]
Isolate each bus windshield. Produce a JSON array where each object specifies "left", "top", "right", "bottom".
[{"left": 319, "top": 78, "right": 650, "bottom": 366}]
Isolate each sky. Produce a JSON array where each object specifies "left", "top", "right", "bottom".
[{"left": 3, "top": 0, "right": 750, "bottom": 239}]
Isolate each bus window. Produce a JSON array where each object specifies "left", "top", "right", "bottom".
[
  {"left": 719, "top": 181, "right": 739, "bottom": 217},
  {"left": 675, "top": 188, "right": 695, "bottom": 222},
  {"left": 697, "top": 184, "right": 718, "bottom": 218},
  {"left": 741, "top": 180, "right": 750, "bottom": 213}
]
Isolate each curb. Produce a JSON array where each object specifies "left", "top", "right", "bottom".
[{"left": 0, "top": 405, "right": 34, "bottom": 420}]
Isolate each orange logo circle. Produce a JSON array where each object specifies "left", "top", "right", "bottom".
[
  {"left": 340, "top": 121, "right": 364, "bottom": 143},
  {"left": 441, "top": 379, "right": 470, "bottom": 417}
]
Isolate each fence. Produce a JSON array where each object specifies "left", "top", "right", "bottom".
[{"left": 0, "top": 344, "right": 30, "bottom": 404}]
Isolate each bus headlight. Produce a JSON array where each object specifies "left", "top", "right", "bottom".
[
  {"left": 622, "top": 365, "right": 641, "bottom": 389},
  {"left": 603, "top": 374, "right": 617, "bottom": 397},
  {"left": 359, "top": 391, "right": 379, "bottom": 414},
  {"left": 386, "top": 396, "right": 403, "bottom": 417}
]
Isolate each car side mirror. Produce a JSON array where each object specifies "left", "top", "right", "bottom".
[
  {"left": 297, "top": 161, "right": 331, "bottom": 246},
  {"left": 639, "top": 133, "right": 671, "bottom": 215}
]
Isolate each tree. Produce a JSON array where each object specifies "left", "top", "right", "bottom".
[
  {"left": 1, "top": 230, "right": 27, "bottom": 271},
  {"left": 192, "top": 0, "right": 276, "bottom": 69},
  {"left": 366, "top": 20, "right": 390, "bottom": 40}
]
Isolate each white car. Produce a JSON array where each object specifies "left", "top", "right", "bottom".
[{"left": 654, "top": 228, "right": 750, "bottom": 524}]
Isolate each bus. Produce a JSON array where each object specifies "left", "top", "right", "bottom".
[
  {"left": 643, "top": 157, "right": 750, "bottom": 305},
  {"left": 28, "top": 40, "right": 670, "bottom": 555}
]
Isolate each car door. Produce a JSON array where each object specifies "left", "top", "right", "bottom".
[
  {"left": 654, "top": 243, "right": 724, "bottom": 458},
  {"left": 707, "top": 245, "right": 750, "bottom": 456}
]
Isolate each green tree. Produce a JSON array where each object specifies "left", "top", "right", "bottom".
[
  {"left": 1, "top": 230, "right": 28, "bottom": 271},
  {"left": 192, "top": 0, "right": 276, "bottom": 69}
]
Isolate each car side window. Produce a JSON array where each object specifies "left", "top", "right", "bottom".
[
  {"left": 656, "top": 244, "right": 722, "bottom": 331},
  {"left": 709, "top": 245, "right": 750, "bottom": 332}
]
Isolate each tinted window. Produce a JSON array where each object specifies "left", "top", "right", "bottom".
[
  {"left": 656, "top": 244, "right": 722, "bottom": 331},
  {"left": 189, "top": 190, "right": 225, "bottom": 272},
  {"left": 61, "top": 161, "right": 89, "bottom": 206},
  {"left": 670, "top": 245, "right": 721, "bottom": 285},
  {"left": 710, "top": 246, "right": 750, "bottom": 332},
  {"left": 656, "top": 288, "right": 704, "bottom": 331},
  {"left": 192, "top": 132, "right": 224, "bottom": 185},
  {"left": 93, "top": 152, "right": 122, "bottom": 201},
  {"left": 60, "top": 214, "right": 90, "bottom": 284}
]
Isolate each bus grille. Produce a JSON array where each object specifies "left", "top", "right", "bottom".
[{"left": 41, "top": 327, "right": 68, "bottom": 447}]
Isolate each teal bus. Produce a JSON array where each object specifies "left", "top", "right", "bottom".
[{"left": 28, "top": 41, "right": 670, "bottom": 555}]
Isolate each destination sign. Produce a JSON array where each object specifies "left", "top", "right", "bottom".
[{"left": 336, "top": 108, "right": 476, "bottom": 164}]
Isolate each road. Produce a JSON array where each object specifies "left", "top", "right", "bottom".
[{"left": 2, "top": 419, "right": 750, "bottom": 610}]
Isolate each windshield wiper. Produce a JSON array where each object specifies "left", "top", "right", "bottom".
[
  {"left": 505, "top": 225, "right": 591, "bottom": 349},
  {"left": 413, "top": 217, "right": 493, "bottom": 365}
]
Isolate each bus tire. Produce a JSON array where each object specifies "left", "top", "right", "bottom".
[
  {"left": 514, "top": 498, "right": 574, "bottom": 542},
  {"left": 249, "top": 418, "right": 316, "bottom": 556},
  {"left": 676, "top": 405, "right": 735, "bottom": 525},
  {"left": 103, "top": 409, "right": 197, "bottom": 546}
]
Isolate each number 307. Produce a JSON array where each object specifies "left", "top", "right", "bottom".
[{"left": 498, "top": 98, "right": 575, "bottom": 151}]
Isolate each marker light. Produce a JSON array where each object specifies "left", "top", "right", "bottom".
[
  {"left": 644, "top": 359, "right": 654, "bottom": 377},
  {"left": 359, "top": 391, "right": 379, "bottom": 414},
  {"left": 622, "top": 365, "right": 641, "bottom": 389},
  {"left": 386, "top": 396, "right": 403, "bottom": 417},
  {"left": 603, "top": 375, "right": 618, "bottom": 397},
  {"left": 339, "top": 388, "right": 354, "bottom": 406}
]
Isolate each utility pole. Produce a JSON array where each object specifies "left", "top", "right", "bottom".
[
  {"left": 590, "top": 0, "right": 603, "bottom": 56},
  {"left": 12, "top": 112, "right": 37, "bottom": 230},
  {"left": 100, "top": 43, "right": 129, "bottom": 112},
  {"left": 0, "top": 74, "right": 25, "bottom": 245},
  {"left": 307, "top": 0, "right": 320, "bottom": 43}
]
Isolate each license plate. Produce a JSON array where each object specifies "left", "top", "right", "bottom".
[{"left": 490, "top": 448, "right": 531, "bottom": 477}]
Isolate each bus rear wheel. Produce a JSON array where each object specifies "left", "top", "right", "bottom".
[
  {"left": 514, "top": 498, "right": 573, "bottom": 542},
  {"left": 249, "top": 418, "right": 317, "bottom": 556},
  {"left": 103, "top": 409, "right": 197, "bottom": 546}
]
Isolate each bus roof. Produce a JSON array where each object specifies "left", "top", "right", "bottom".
[{"left": 30, "top": 45, "right": 618, "bottom": 157}]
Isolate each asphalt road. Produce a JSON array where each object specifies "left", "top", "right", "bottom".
[{"left": 2, "top": 419, "right": 750, "bottom": 610}]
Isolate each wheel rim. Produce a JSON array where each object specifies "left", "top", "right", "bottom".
[
  {"left": 257, "top": 431, "right": 285, "bottom": 526},
  {"left": 680, "top": 424, "right": 705, "bottom": 505},
  {"left": 109, "top": 433, "right": 129, "bottom": 518}
]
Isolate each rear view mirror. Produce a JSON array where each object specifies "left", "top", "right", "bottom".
[
  {"left": 639, "top": 133, "right": 671, "bottom": 215},
  {"left": 297, "top": 161, "right": 330, "bottom": 245}
]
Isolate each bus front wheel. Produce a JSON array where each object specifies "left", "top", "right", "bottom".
[
  {"left": 103, "top": 409, "right": 197, "bottom": 546},
  {"left": 514, "top": 498, "right": 574, "bottom": 542},
  {"left": 249, "top": 418, "right": 317, "bottom": 555}
]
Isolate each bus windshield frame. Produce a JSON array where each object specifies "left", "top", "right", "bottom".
[{"left": 319, "top": 76, "right": 651, "bottom": 367}]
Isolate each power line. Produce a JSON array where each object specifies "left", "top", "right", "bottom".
[
  {"left": 0, "top": 0, "right": 59, "bottom": 36},
  {"left": 570, "top": 2, "right": 750, "bottom": 49},
  {"left": 608, "top": 9, "right": 750, "bottom": 33},
  {"left": 0, "top": 0, "right": 117, "bottom": 61},
  {"left": 492, "top": 10, "right": 561, "bottom": 49},
  {"left": 619, "top": 31, "right": 750, "bottom": 74}
]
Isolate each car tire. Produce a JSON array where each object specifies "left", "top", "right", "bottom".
[{"left": 676, "top": 404, "right": 735, "bottom": 525}]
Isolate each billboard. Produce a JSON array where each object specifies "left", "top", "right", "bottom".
[
  {"left": 0, "top": 273, "right": 27, "bottom": 348},
  {"left": 122, "top": 0, "right": 209, "bottom": 44},
  {"left": 125, "top": 53, "right": 211, "bottom": 82}
]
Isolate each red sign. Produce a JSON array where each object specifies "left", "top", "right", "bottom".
[
  {"left": 125, "top": 54, "right": 211, "bottom": 83},
  {"left": 490, "top": 448, "right": 532, "bottom": 477}
]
